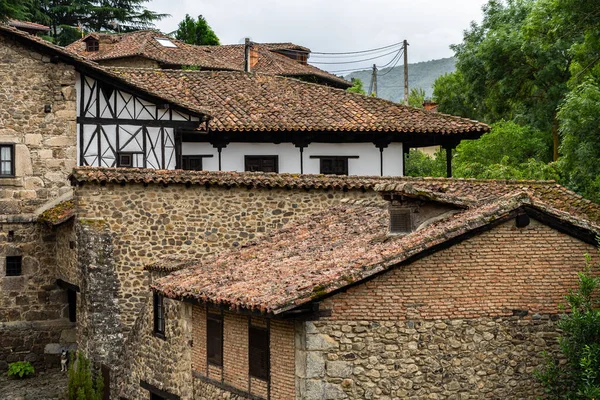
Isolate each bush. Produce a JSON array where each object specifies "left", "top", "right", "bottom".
[
  {"left": 67, "top": 352, "right": 104, "bottom": 400},
  {"left": 7, "top": 361, "right": 35, "bottom": 378},
  {"left": 536, "top": 251, "right": 600, "bottom": 399}
]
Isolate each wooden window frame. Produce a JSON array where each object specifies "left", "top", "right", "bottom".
[
  {"left": 206, "top": 310, "right": 223, "bottom": 367},
  {"left": 244, "top": 155, "right": 279, "bottom": 173},
  {"left": 86, "top": 39, "right": 99, "bottom": 52},
  {"left": 153, "top": 292, "right": 165, "bottom": 339},
  {"left": 117, "top": 152, "right": 143, "bottom": 168},
  {"left": 248, "top": 323, "right": 270, "bottom": 381},
  {"left": 310, "top": 155, "right": 359, "bottom": 176},
  {"left": 0, "top": 143, "right": 15, "bottom": 177},
  {"left": 5, "top": 255, "right": 22, "bottom": 276},
  {"left": 181, "top": 155, "right": 214, "bottom": 171}
]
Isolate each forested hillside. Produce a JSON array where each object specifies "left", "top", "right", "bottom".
[{"left": 344, "top": 57, "right": 455, "bottom": 101}]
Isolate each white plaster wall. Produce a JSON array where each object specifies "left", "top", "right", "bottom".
[{"left": 181, "top": 142, "right": 404, "bottom": 176}]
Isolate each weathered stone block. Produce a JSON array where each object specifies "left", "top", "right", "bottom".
[{"left": 327, "top": 360, "right": 352, "bottom": 378}]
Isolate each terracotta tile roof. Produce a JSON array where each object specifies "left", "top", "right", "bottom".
[
  {"left": 37, "top": 200, "right": 74, "bottom": 226},
  {"left": 8, "top": 19, "right": 50, "bottom": 32},
  {"left": 0, "top": 24, "right": 212, "bottom": 119},
  {"left": 65, "top": 31, "right": 348, "bottom": 87},
  {"left": 70, "top": 167, "right": 600, "bottom": 234},
  {"left": 106, "top": 68, "right": 490, "bottom": 134},
  {"left": 152, "top": 190, "right": 600, "bottom": 314}
]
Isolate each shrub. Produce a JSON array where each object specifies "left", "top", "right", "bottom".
[
  {"left": 67, "top": 352, "right": 104, "bottom": 400},
  {"left": 536, "top": 251, "right": 600, "bottom": 399},
  {"left": 7, "top": 361, "right": 35, "bottom": 378}
]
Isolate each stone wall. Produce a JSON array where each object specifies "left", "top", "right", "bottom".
[
  {"left": 54, "top": 219, "right": 77, "bottom": 287},
  {"left": 191, "top": 306, "right": 295, "bottom": 400},
  {"left": 0, "top": 222, "right": 74, "bottom": 371},
  {"left": 118, "top": 274, "right": 193, "bottom": 400},
  {"left": 74, "top": 182, "right": 380, "bottom": 331},
  {"left": 0, "top": 34, "right": 77, "bottom": 217},
  {"left": 296, "top": 219, "right": 596, "bottom": 399}
]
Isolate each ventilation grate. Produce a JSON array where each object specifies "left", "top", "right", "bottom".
[{"left": 390, "top": 207, "right": 412, "bottom": 234}]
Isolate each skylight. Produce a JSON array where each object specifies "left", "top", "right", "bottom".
[{"left": 155, "top": 38, "right": 177, "bottom": 48}]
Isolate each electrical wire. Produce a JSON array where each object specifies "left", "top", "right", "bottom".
[
  {"left": 378, "top": 49, "right": 404, "bottom": 77},
  {"left": 310, "top": 48, "right": 402, "bottom": 65},
  {"left": 311, "top": 41, "right": 404, "bottom": 55}
]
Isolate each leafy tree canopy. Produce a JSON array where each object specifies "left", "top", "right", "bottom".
[
  {"left": 407, "top": 88, "right": 426, "bottom": 108},
  {"left": 26, "top": 0, "right": 168, "bottom": 45},
  {"left": 0, "top": 0, "right": 31, "bottom": 21},
  {"left": 346, "top": 78, "right": 366, "bottom": 95},
  {"left": 175, "top": 14, "right": 219, "bottom": 46}
]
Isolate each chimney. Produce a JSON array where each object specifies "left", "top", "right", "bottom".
[
  {"left": 250, "top": 46, "right": 259, "bottom": 69},
  {"left": 244, "top": 38, "right": 252, "bottom": 73}
]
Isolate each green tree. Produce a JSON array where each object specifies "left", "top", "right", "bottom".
[
  {"left": 536, "top": 250, "right": 600, "bottom": 399},
  {"left": 556, "top": 80, "right": 600, "bottom": 204},
  {"left": 404, "top": 149, "right": 446, "bottom": 178},
  {"left": 27, "top": 0, "right": 168, "bottom": 45},
  {"left": 0, "top": 0, "right": 31, "bottom": 21},
  {"left": 175, "top": 14, "right": 219, "bottom": 46},
  {"left": 407, "top": 88, "right": 426, "bottom": 108},
  {"left": 433, "top": 0, "right": 574, "bottom": 161},
  {"left": 67, "top": 351, "right": 104, "bottom": 400},
  {"left": 346, "top": 78, "right": 366, "bottom": 95}
]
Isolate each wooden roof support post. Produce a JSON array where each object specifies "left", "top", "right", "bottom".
[{"left": 445, "top": 145, "right": 453, "bottom": 178}]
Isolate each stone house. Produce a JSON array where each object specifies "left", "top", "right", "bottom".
[
  {"left": 0, "top": 22, "right": 488, "bottom": 391},
  {"left": 69, "top": 168, "right": 600, "bottom": 399}
]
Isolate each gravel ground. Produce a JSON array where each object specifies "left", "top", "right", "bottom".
[{"left": 1, "top": 369, "right": 68, "bottom": 400}]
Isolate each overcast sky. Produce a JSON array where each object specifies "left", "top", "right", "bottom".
[{"left": 149, "top": 0, "right": 488, "bottom": 73}]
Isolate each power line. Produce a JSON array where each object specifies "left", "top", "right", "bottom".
[
  {"left": 378, "top": 49, "right": 404, "bottom": 77},
  {"left": 309, "top": 44, "right": 402, "bottom": 59},
  {"left": 310, "top": 48, "right": 402, "bottom": 65},
  {"left": 311, "top": 41, "right": 404, "bottom": 55}
]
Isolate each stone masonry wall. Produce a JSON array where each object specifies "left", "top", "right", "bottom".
[
  {"left": 0, "top": 34, "right": 77, "bottom": 217},
  {"left": 74, "top": 183, "right": 380, "bottom": 331},
  {"left": 0, "top": 222, "right": 74, "bottom": 371},
  {"left": 191, "top": 306, "right": 296, "bottom": 400},
  {"left": 297, "top": 219, "right": 597, "bottom": 399},
  {"left": 118, "top": 276, "right": 193, "bottom": 400}
]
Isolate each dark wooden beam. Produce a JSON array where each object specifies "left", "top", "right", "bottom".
[{"left": 77, "top": 117, "right": 200, "bottom": 129}]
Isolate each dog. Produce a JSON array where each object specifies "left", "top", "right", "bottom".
[{"left": 60, "top": 350, "right": 68, "bottom": 372}]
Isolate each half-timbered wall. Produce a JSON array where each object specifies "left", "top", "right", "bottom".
[{"left": 76, "top": 73, "right": 199, "bottom": 169}]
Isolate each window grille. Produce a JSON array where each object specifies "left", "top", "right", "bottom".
[
  {"left": 86, "top": 40, "right": 99, "bottom": 52},
  {"left": 389, "top": 207, "right": 412, "bottom": 234}
]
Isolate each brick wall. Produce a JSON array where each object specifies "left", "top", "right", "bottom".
[
  {"left": 191, "top": 306, "right": 295, "bottom": 400},
  {"left": 321, "top": 219, "right": 596, "bottom": 321},
  {"left": 297, "top": 218, "right": 598, "bottom": 399}
]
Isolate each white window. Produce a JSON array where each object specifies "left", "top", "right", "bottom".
[{"left": 155, "top": 38, "right": 177, "bottom": 48}]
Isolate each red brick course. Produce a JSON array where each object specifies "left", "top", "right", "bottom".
[{"left": 322, "top": 219, "right": 597, "bottom": 321}]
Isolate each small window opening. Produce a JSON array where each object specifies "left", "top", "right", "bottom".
[
  {"left": 67, "top": 289, "right": 77, "bottom": 322},
  {"left": 207, "top": 311, "right": 223, "bottom": 366},
  {"left": 249, "top": 324, "right": 269, "bottom": 381},
  {"left": 117, "top": 152, "right": 143, "bottom": 168},
  {"left": 155, "top": 38, "right": 177, "bottom": 48},
  {"left": 389, "top": 207, "right": 412, "bottom": 234},
  {"left": 6, "top": 255, "right": 22, "bottom": 276},
  {"left": 244, "top": 156, "right": 278, "bottom": 173},
  {"left": 153, "top": 292, "right": 165, "bottom": 338},
  {"left": 0, "top": 144, "right": 15, "bottom": 177},
  {"left": 7, "top": 230, "right": 14, "bottom": 242},
  {"left": 86, "top": 39, "right": 99, "bottom": 52}
]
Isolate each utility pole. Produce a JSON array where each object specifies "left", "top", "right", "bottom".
[
  {"left": 403, "top": 39, "right": 409, "bottom": 105},
  {"left": 371, "top": 64, "right": 378, "bottom": 97}
]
